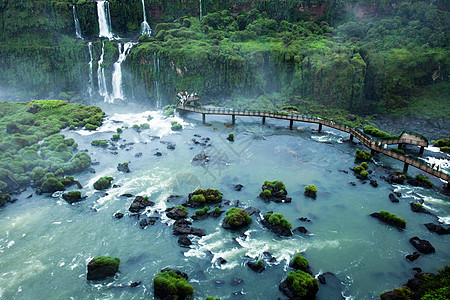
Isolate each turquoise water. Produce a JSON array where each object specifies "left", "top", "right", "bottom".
[{"left": 0, "top": 107, "right": 448, "bottom": 299}]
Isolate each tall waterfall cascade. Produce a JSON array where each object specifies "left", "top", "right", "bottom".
[
  {"left": 97, "top": 41, "right": 111, "bottom": 103},
  {"left": 97, "top": 0, "right": 113, "bottom": 39},
  {"left": 153, "top": 52, "right": 162, "bottom": 108},
  {"left": 141, "top": 0, "right": 151, "bottom": 36},
  {"left": 87, "top": 42, "right": 94, "bottom": 97},
  {"left": 112, "top": 42, "right": 135, "bottom": 101},
  {"left": 73, "top": 6, "right": 83, "bottom": 39},
  {"left": 199, "top": 0, "right": 202, "bottom": 21}
]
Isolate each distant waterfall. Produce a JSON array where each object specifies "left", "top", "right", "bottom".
[
  {"left": 141, "top": 0, "right": 151, "bottom": 36},
  {"left": 88, "top": 42, "right": 94, "bottom": 97},
  {"left": 112, "top": 42, "right": 134, "bottom": 101},
  {"left": 97, "top": 41, "right": 111, "bottom": 102},
  {"left": 199, "top": 0, "right": 202, "bottom": 21},
  {"left": 97, "top": 0, "right": 113, "bottom": 39},
  {"left": 153, "top": 52, "right": 162, "bottom": 108},
  {"left": 73, "top": 6, "right": 83, "bottom": 39}
]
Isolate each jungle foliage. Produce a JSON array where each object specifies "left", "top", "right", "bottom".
[{"left": 0, "top": 101, "right": 102, "bottom": 193}]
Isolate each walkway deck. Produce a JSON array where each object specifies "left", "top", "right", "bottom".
[{"left": 177, "top": 105, "right": 449, "bottom": 183}]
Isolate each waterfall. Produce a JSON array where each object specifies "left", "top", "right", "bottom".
[
  {"left": 112, "top": 42, "right": 134, "bottom": 101},
  {"left": 153, "top": 51, "right": 162, "bottom": 108},
  {"left": 97, "top": 41, "right": 111, "bottom": 103},
  {"left": 88, "top": 42, "right": 94, "bottom": 97},
  {"left": 199, "top": 0, "right": 202, "bottom": 21},
  {"left": 97, "top": 0, "right": 113, "bottom": 39},
  {"left": 141, "top": 0, "right": 151, "bottom": 36},
  {"left": 73, "top": 6, "right": 83, "bottom": 39}
]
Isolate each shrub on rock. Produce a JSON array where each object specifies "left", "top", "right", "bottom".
[
  {"left": 290, "top": 254, "right": 310, "bottom": 272},
  {"left": 117, "top": 162, "right": 130, "bottom": 173},
  {"left": 62, "top": 191, "right": 82, "bottom": 204},
  {"left": 188, "top": 188, "right": 222, "bottom": 206},
  {"left": 370, "top": 210, "right": 406, "bottom": 229},
  {"left": 279, "top": 270, "right": 319, "bottom": 299},
  {"left": 87, "top": 256, "right": 120, "bottom": 280},
  {"left": 355, "top": 149, "right": 372, "bottom": 161},
  {"left": 227, "top": 133, "right": 234, "bottom": 141},
  {"left": 129, "top": 195, "right": 155, "bottom": 213},
  {"left": 153, "top": 269, "right": 193, "bottom": 299},
  {"left": 223, "top": 207, "right": 252, "bottom": 229},
  {"left": 304, "top": 185, "right": 317, "bottom": 198},
  {"left": 166, "top": 205, "right": 189, "bottom": 220},
  {"left": 260, "top": 180, "right": 290, "bottom": 203},
  {"left": 262, "top": 212, "right": 292, "bottom": 236},
  {"left": 93, "top": 176, "right": 114, "bottom": 190},
  {"left": 91, "top": 139, "right": 108, "bottom": 147},
  {"left": 171, "top": 121, "right": 182, "bottom": 131}
]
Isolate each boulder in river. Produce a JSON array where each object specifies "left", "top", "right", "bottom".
[
  {"left": 62, "top": 191, "right": 84, "bottom": 204},
  {"left": 87, "top": 256, "right": 120, "bottom": 281},
  {"left": 154, "top": 268, "right": 193, "bottom": 300},
  {"left": 279, "top": 270, "right": 319, "bottom": 300},
  {"left": 261, "top": 212, "right": 292, "bottom": 237},
  {"left": 409, "top": 237, "right": 435, "bottom": 254},
  {"left": 129, "top": 195, "right": 155, "bottom": 213},
  {"left": 423, "top": 223, "right": 450, "bottom": 235}
]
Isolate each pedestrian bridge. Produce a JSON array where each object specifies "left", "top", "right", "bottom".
[{"left": 177, "top": 105, "right": 449, "bottom": 184}]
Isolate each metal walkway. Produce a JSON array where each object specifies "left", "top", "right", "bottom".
[{"left": 178, "top": 105, "right": 449, "bottom": 183}]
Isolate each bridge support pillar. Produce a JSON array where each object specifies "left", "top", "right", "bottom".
[
  {"left": 419, "top": 146, "right": 424, "bottom": 155},
  {"left": 403, "top": 163, "right": 409, "bottom": 174},
  {"left": 398, "top": 143, "right": 404, "bottom": 149},
  {"left": 371, "top": 149, "right": 375, "bottom": 156},
  {"left": 232, "top": 115, "right": 235, "bottom": 125},
  {"left": 262, "top": 116, "right": 266, "bottom": 125},
  {"left": 318, "top": 124, "right": 322, "bottom": 132},
  {"left": 202, "top": 114, "right": 205, "bottom": 124},
  {"left": 289, "top": 119, "right": 294, "bottom": 130},
  {"left": 349, "top": 134, "right": 353, "bottom": 141}
]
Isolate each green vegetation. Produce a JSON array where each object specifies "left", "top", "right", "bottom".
[
  {"left": 361, "top": 162, "right": 369, "bottom": 169},
  {"left": 111, "top": 134, "right": 120, "bottom": 141},
  {"left": 380, "top": 287, "right": 412, "bottom": 299},
  {"left": 286, "top": 270, "right": 319, "bottom": 298},
  {"left": 228, "top": 133, "right": 234, "bottom": 141},
  {"left": 91, "top": 140, "right": 108, "bottom": 147},
  {"left": 194, "top": 206, "right": 210, "bottom": 216},
  {"left": 91, "top": 256, "right": 120, "bottom": 269},
  {"left": 360, "top": 170, "right": 369, "bottom": 178},
  {"left": 304, "top": 185, "right": 317, "bottom": 195},
  {"left": 264, "top": 212, "right": 292, "bottom": 229},
  {"left": 260, "top": 180, "right": 287, "bottom": 200},
  {"left": 292, "top": 254, "right": 309, "bottom": 270},
  {"left": 224, "top": 207, "right": 252, "bottom": 228},
  {"left": 153, "top": 270, "right": 194, "bottom": 299},
  {"left": 257, "top": 260, "right": 263, "bottom": 267},
  {"left": 174, "top": 205, "right": 189, "bottom": 215},
  {"left": 211, "top": 207, "right": 221, "bottom": 214},
  {"left": 363, "top": 125, "right": 393, "bottom": 138},
  {"left": 171, "top": 121, "right": 183, "bottom": 131},
  {"left": 190, "top": 188, "right": 223, "bottom": 204},
  {"left": 355, "top": 149, "right": 372, "bottom": 161},
  {"left": 379, "top": 210, "right": 407, "bottom": 228},
  {"left": 391, "top": 148, "right": 405, "bottom": 154},
  {"left": 433, "top": 139, "right": 450, "bottom": 148},
  {"left": 163, "top": 105, "right": 176, "bottom": 116},
  {"left": 205, "top": 297, "right": 220, "bottom": 300},
  {"left": 416, "top": 175, "right": 434, "bottom": 187},
  {"left": 0, "top": 191, "right": 11, "bottom": 206},
  {"left": 116, "top": 128, "right": 123, "bottom": 133},
  {"left": 93, "top": 176, "right": 114, "bottom": 190},
  {"left": 0, "top": 101, "right": 98, "bottom": 193}
]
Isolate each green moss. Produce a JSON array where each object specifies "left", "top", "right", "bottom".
[
  {"left": 85, "top": 124, "right": 98, "bottom": 131},
  {"left": 361, "top": 162, "right": 369, "bottom": 169},
  {"left": 171, "top": 121, "right": 183, "bottom": 131},
  {"left": 363, "top": 125, "right": 393, "bottom": 138},
  {"left": 264, "top": 212, "right": 292, "bottom": 229},
  {"left": 191, "top": 194, "right": 206, "bottom": 203},
  {"left": 304, "top": 185, "right": 317, "bottom": 195},
  {"left": 194, "top": 206, "right": 210, "bottom": 216},
  {"left": 392, "top": 148, "right": 405, "bottom": 154},
  {"left": 154, "top": 270, "right": 194, "bottom": 299},
  {"left": 224, "top": 207, "right": 252, "bottom": 228},
  {"left": 293, "top": 254, "right": 309, "bottom": 269},
  {"left": 111, "top": 134, "right": 120, "bottom": 141},
  {"left": 93, "top": 176, "right": 114, "bottom": 190},
  {"left": 212, "top": 207, "right": 221, "bottom": 214},
  {"left": 174, "top": 205, "right": 189, "bottom": 215},
  {"left": 379, "top": 287, "right": 411, "bottom": 299},
  {"left": 116, "top": 128, "right": 123, "bottom": 133},
  {"left": 355, "top": 149, "right": 372, "bottom": 161},
  {"left": 379, "top": 210, "right": 406, "bottom": 227},
  {"left": 92, "top": 256, "right": 120, "bottom": 269},
  {"left": 190, "top": 188, "right": 223, "bottom": 203},
  {"left": 360, "top": 170, "right": 369, "bottom": 178},
  {"left": 257, "top": 260, "right": 263, "bottom": 267},
  {"left": 91, "top": 140, "right": 108, "bottom": 147},
  {"left": 416, "top": 175, "right": 434, "bottom": 187},
  {"left": 262, "top": 189, "right": 272, "bottom": 197},
  {"left": 354, "top": 165, "right": 364, "bottom": 173},
  {"left": 286, "top": 270, "right": 319, "bottom": 298}
]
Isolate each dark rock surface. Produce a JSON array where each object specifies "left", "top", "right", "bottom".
[
  {"left": 279, "top": 276, "right": 319, "bottom": 300},
  {"left": 370, "top": 212, "right": 405, "bottom": 229},
  {"left": 247, "top": 261, "right": 265, "bottom": 273},
  {"left": 409, "top": 237, "right": 435, "bottom": 254},
  {"left": 173, "top": 219, "right": 206, "bottom": 237},
  {"left": 177, "top": 235, "right": 192, "bottom": 247},
  {"left": 424, "top": 223, "right": 450, "bottom": 235},
  {"left": 166, "top": 207, "right": 188, "bottom": 220},
  {"left": 114, "top": 212, "right": 124, "bottom": 219},
  {"left": 117, "top": 163, "right": 130, "bottom": 173},
  {"left": 406, "top": 252, "right": 420, "bottom": 262},
  {"left": 234, "top": 184, "right": 244, "bottom": 191},
  {"left": 389, "top": 193, "right": 399, "bottom": 203},
  {"left": 128, "top": 196, "right": 155, "bottom": 213},
  {"left": 62, "top": 192, "right": 84, "bottom": 204},
  {"left": 261, "top": 218, "right": 292, "bottom": 237},
  {"left": 87, "top": 258, "right": 119, "bottom": 281}
]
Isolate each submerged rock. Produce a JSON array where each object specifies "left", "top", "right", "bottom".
[
  {"left": 117, "top": 162, "right": 130, "bottom": 173},
  {"left": 166, "top": 206, "right": 188, "bottom": 220},
  {"left": 406, "top": 252, "right": 420, "bottom": 262},
  {"left": 178, "top": 236, "right": 192, "bottom": 247},
  {"left": 247, "top": 261, "right": 265, "bottom": 273},
  {"left": 173, "top": 219, "right": 206, "bottom": 237},
  {"left": 293, "top": 226, "right": 308, "bottom": 235},
  {"left": 234, "top": 184, "right": 244, "bottom": 191},
  {"left": 424, "top": 223, "right": 450, "bottom": 235},
  {"left": 389, "top": 193, "right": 399, "bottom": 203},
  {"left": 409, "top": 237, "right": 435, "bottom": 254}
]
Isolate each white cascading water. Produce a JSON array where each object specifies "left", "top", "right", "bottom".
[
  {"left": 97, "top": 41, "right": 111, "bottom": 102},
  {"left": 112, "top": 42, "right": 134, "bottom": 101},
  {"left": 153, "top": 51, "right": 162, "bottom": 108},
  {"left": 73, "top": 6, "right": 83, "bottom": 39},
  {"left": 87, "top": 42, "right": 94, "bottom": 97},
  {"left": 199, "top": 0, "right": 202, "bottom": 21},
  {"left": 141, "top": 0, "right": 151, "bottom": 36},
  {"left": 97, "top": 0, "right": 113, "bottom": 39}
]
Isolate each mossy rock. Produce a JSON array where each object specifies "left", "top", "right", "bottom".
[
  {"left": 62, "top": 191, "right": 83, "bottom": 204},
  {"left": 188, "top": 188, "right": 222, "bottom": 206},
  {"left": 289, "top": 254, "right": 311, "bottom": 273},
  {"left": 117, "top": 162, "right": 130, "bottom": 173},
  {"left": 260, "top": 180, "right": 290, "bottom": 203},
  {"left": 304, "top": 185, "right": 317, "bottom": 198},
  {"left": 153, "top": 268, "right": 193, "bottom": 300},
  {"left": 262, "top": 212, "right": 292, "bottom": 237},
  {"left": 171, "top": 121, "right": 183, "bottom": 131},
  {"left": 222, "top": 207, "right": 252, "bottom": 229},
  {"left": 93, "top": 176, "right": 114, "bottom": 190},
  {"left": 370, "top": 210, "right": 406, "bottom": 229},
  {"left": 91, "top": 139, "right": 108, "bottom": 147},
  {"left": 279, "top": 270, "right": 319, "bottom": 299},
  {"left": 166, "top": 205, "right": 189, "bottom": 220},
  {"left": 355, "top": 149, "right": 372, "bottom": 161},
  {"left": 87, "top": 256, "right": 120, "bottom": 281}
]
